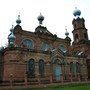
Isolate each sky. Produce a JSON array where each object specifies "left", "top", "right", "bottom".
[{"left": 0, "top": 0, "right": 90, "bottom": 46}]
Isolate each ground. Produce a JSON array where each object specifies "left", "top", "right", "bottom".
[{"left": 0, "top": 83, "right": 90, "bottom": 90}]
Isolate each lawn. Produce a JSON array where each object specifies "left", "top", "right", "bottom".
[
  {"left": 31, "top": 84, "right": 90, "bottom": 90},
  {"left": 43, "top": 85, "right": 90, "bottom": 90},
  {"left": 0, "top": 83, "right": 90, "bottom": 90}
]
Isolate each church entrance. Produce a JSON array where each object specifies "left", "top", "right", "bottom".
[{"left": 54, "top": 66, "right": 62, "bottom": 81}]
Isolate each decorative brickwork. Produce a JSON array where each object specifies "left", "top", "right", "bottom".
[{"left": 0, "top": 11, "right": 90, "bottom": 86}]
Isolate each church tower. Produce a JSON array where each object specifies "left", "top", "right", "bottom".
[
  {"left": 72, "top": 8, "right": 88, "bottom": 45},
  {"left": 72, "top": 8, "right": 90, "bottom": 79}
]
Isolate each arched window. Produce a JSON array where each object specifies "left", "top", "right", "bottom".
[
  {"left": 23, "top": 39, "right": 34, "bottom": 49},
  {"left": 59, "top": 45, "right": 67, "bottom": 53},
  {"left": 70, "top": 62, "right": 76, "bottom": 75},
  {"left": 75, "top": 34, "right": 79, "bottom": 42},
  {"left": 76, "top": 62, "right": 80, "bottom": 73},
  {"left": 27, "top": 59, "right": 35, "bottom": 78},
  {"left": 70, "top": 62, "right": 74, "bottom": 74},
  {"left": 38, "top": 59, "right": 45, "bottom": 78},
  {"left": 40, "top": 42, "right": 52, "bottom": 51},
  {"left": 74, "top": 23, "right": 76, "bottom": 29},
  {"left": 40, "top": 42, "right": 47, "bottom": 51},
  {"left": 53, "top": 59, "right": 61, "bottom": 65},
  {"left": 84, "top": 33, "right": 87, "bottom": 39}
]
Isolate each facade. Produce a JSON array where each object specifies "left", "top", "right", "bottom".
[{"left": 0, "top": 8, "right": 90, "bottom": 85}]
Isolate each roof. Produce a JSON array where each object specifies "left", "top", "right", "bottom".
[{"left": 35, "top": 26, "right": 53, "bottom": 36}]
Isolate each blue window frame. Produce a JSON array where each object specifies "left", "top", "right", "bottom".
[
  {"left": 27, "top": 59, "right": 35, "bottom": 78},
  {"left": 41, "top": 42, "right": 52, "bottom": 51},
  {"left": 38, "top": 59, "right": 45, "bottom": 78},
  {"left": 23, "top": 39, "right": 34, "bottom": 49},
  {"left": 59, "top": 45, "right": 67, "bottom": 53}
]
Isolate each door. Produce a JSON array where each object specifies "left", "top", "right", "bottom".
[{"left": 54, "top": 66, "right": 62, "bottom": 81}]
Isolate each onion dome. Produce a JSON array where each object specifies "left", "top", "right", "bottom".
[
  {"left": 10, "top": 25, "right": 14, "bottom": 32},
  {"left": 65, "top": 27, "right": 71, "bottom": 42},
  {"left": 8, "top": 25, "right": 15, "bottom": 39},
  {"left": 8, "top": 25, "right": 16, "bottom": 45},
  {"left": 65, "top": 31, "right": 69, "bottom": 37},
  {"left": 0, "top": 46, "right": 4, "bottom": 52},
  {"left": 73, "top": 7, "right": 81, "bottom": 17},
  {"left": 8, "top": 32, "right": 15, "bottom": 40},
  {"left": 65, "top": 26, "right": 69, "bottom": 37},
  {"left": 37, "top": 13, "right": 44, "bottom": 25},
  {"left": 16, "top": 14, "right": 21, "bottom": 25}
]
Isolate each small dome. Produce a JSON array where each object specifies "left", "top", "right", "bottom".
[
  {"left": 10, "top": 25, "right": 14, "bottom": 32},
  {"left": 65, "top": 32, "right": 69, "bottom": 36},
  {"left": 8, "top": 32, "right": 15, "bottom": 46},
  {"left": 9, "top": 42, "right": 14, "bottom": 45},
  {"left": 73, "top": 8, "right": 81, "bottom": 17},
  {"left": 8, "top": 26, "right": 15, "bottom": 40},
  {"left": 16, "top": 14, "right": 21, "bottom": 25},
  {"left": 37, "top": 13, "right": 44, "bottom": 25},
  {"left": 0, "top": 46, "right": 4, "bottom": 52},
  {"left": 8, "top": 32, "right": 15, "bottom": 40},
  {"left": 37, "top": 13, "right": 44, "bottom": 21},
  {"left": 65, "top": 26, "right": 69, "bottom": 37}
]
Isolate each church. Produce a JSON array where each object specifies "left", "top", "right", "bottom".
[{"left": 0, "top": 8, "right": 90, "bottom": 85}]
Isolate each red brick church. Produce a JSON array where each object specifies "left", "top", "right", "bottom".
[{"left": 0, "top": 8, "right": 90, "bottom": 85}]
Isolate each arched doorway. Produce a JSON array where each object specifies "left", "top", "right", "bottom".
[
  {"left": 53, "top": 59, "right": 62, "bottom": 81},
  {"left": 54, "top": 66, "right": 62, "bottom": 81}
]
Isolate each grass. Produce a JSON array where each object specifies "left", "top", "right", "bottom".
[
  {"left": 44, "top": 85, "right": 90, "bottom": 90},
  {"left": 0, "top": 83, "right": 90, "bottom": 90},
  {"left": 36, "top": 83, "right": 90, "bottom": 90}
]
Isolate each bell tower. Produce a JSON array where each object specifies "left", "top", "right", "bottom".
[{"left": 72, "top": 8, "right": 88, "bottom": 44}]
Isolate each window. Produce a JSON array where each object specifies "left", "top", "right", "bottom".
[
  {"left": 27, "top": 59, "right": 35, "bottom": 78},
  {"left": 74, "top": 23, "right": 76, "bottom": 29},
  {"left": 76, "top": 62, "right": 80, "bottom": 73},
  {"left": 40, "top": 42, "right": 52, "bottom": 51},
  {"left": 70, "top": 62, "right": 74, "bottom": 74},
  {"left": 38, "top": 59, "right": 45, "bottom": 78},
  {"left": 75, "top": 34, "right": 79, "bottom": 42},
  {"left": 70, "top": 62, "right": 76, "bottom": 75},
  {"left": 84, "top": 33, "right": 87, "bottom": 39},
  {"left": 53, "top": 59, "right": 61, "bottom": 65},
  {"left": 59, "top": 45, "right": 67, "bottom": 53},
  {"left": 23, "top": 39, "right": 34, "bottom": 49}
]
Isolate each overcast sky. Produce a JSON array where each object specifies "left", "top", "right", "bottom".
[{"left": 0, "top": 0, "right": 90, "bottom": 46}]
